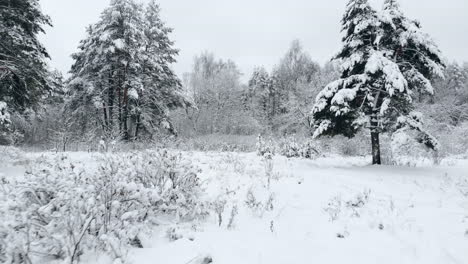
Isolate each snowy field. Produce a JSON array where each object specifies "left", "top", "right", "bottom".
[{"left": 1, "top": 149, "right": 468, "bottom": 264}]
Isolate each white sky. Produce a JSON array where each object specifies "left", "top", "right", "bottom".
[{"left": 39, "top": 0, "right": 468, "bottom": 79}]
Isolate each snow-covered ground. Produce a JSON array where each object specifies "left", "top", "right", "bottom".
[{"left": 1, "top": 150, "right": 468, "bottom": 264}]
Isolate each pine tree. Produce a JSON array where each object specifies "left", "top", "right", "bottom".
[
  {"left": 0, "top": 0, "right": 52, "bottom": 114},
  {"left": 69, "top": 0, "right": 144, "bottom": 139},
  {"left": 135, "top": 0, "right": 190, "bottom": 137},
  {"left": 311, "top": 0, "right": 444, "bottom": 164},
  {"left": 68, "top": 0, "right": 188, "bottom": 140}
]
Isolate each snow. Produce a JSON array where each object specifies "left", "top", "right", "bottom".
[
  {"left": 397, "top": 112, "right": 424, "bottom": 131},
  {"left": 111, "top": 10, "right": 121, "bottom": 20},
  {"left": 312, "top": 120, "right": 331, "bottom": 138},
  {"left": 331, "top": 88, "right": 358, "bottom": 105},
  {"left": 404, "top": 69, "right": 434, "bottom": 94},
  {"left": 99, "top": 32, "right": 110, "bottom": 42},
  {"left": 380, "top": 98, "right": 391, "bottom": 114},
  {"left": 341, "top": 51, "right": 364, "bottom": 71},
  {"left": 128, "top": 88, "right": 139, "bottom": 100},
  {"left": 365, "top": 51, "right": 408, "bottom": 95},
  {"left": 0, "top": 101, "right": 10, "bottom": 125},
  {"left": 399, "top": 22, "right": 442, "bottom": 67},
  {"left": 1, "top": 149, "right": 467, "bottom": 264},
  {"left": 313, "top": 74, "right": 368, "bottom": 115},
  {"left": 395, "top": 112, "right": 440, "bottom": 152},
  {"left": 113, "top": 38, "right": 125, "bottom": 50},
  {"left": 132, "top": 152, "right": 468, "bottom": 264},
  {"left": 353, "top": 19, "right": 379, "bottom": 35},
  {"left": 93, "top": 96, "right": 103, "bottom": 109}
]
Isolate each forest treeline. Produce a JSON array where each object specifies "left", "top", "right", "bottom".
[{"left": 1, "top": 0, "right": 467, "bottom": 158}]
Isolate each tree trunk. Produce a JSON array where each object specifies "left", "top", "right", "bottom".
[
  {"left": 370, "top": 90, "right": 382, "bottom": 165},
  {"left": 121, "top": 62, "right": 130, "bottom": 140},
  {"left": 370, "top": 129, "right": 381, "bottom": 165},
  {"left": 117, "top": 76, "right": 122, "bottom": 135},
  {"left": 370, "top": 116, "right": 381, "bottom": 165},
  {"left": 134, "top": 114, "right": 140, "bottom": 139},
  {"left": 108, "top": 72, "right": 114, "bottom": 131},
  {"left": 122, "top": 85, "right": 129, "bottom": 140},
  {"left": 62, "top": 136, "right": 67, "bottom": 152},
  {"left": 102, "top": 102, "right": 108, "bottom": 131}
]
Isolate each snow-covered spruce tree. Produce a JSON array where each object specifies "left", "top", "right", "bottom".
[
  {"left": 68, "top": 0, "right": 189, "bottom": 141},
  {"left": 311, "top": 0, "right": 444, "bottom": 164},
  {"left": 0, "top": 0, "right": 52, "bottom": 112},
  {"left": 0, "top": 0, "right": 52, "bottom": 143},
  {"left": 380, "top": 0, "right": 445, "bottom": 101}
]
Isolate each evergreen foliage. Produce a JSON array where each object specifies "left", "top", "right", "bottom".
[
  {"left": 68, "top": 0, "right": 189, "bottom": 141},
  {"left": 0, "top": 0, "right": 52, "bottom": 119},
  {"left": 311, "top": 0, "right": 444, "bottom": 164}
]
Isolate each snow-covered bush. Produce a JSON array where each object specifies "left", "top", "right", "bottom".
[
  {"left": 0, "top": 102, "right": 10, "bottom": 127},
  {"left": 102, "top": 150, "right": 207, "bottom": 220},
  {"left": 0, "top": 150, "right": 207, "bottom": 263},
  {"left": 442, "top": 122, "right": 468, "bottom": 156},
  {"left": 219, "top": 153, "right": 247, "bottom": 174},
  {"left": 345, "top": 189, "right": 371, "bottom": 217},
  {"left": 211, "top": 195, "right": 240, "bottom": 230},
  {"left": 391, "top": 112, "right": 440, "bottom": 166},
  {"left": 256, "top": 135, "right": 275, "bottom": 156},
  {"left": 166, "top": 226, "right": 185, "bottom": 242},
  {"left": 336, "top": 137, "right": 366, "bottom": 157},
  {"left": 0, "top": 102, "right": 12, "bottom": 145},
  {"left": 324, "top": 195, "right": 342, "bottom": 222},
  {"left": 164, "top": 135, "right": 257, "bottom": 153},
  {"left": 457, "top": 178, "right": 468, "bottom": 198},
  {"left": 278, "top": 137, "right": 301, "bottom": 158},
  {"left": 324, "top": 189, "right": 371, "bottom": 222},
  {"left": 0, "top": 146, "right": 24, "bottom": 164},
  {"left": 278, "top": 137, "right": 321, "bottom": 159},
  {"left": 214, "top": 199, "right": 227, "bottom": 227},
  {"left": 299, "top": 140, "right": 321, "bottom": 159},
  {"left": 245, "top": 187, "right": 275, "bottom": 218},
  {"left": 226, "top": 204, "right": 238, "bottom": 229}
]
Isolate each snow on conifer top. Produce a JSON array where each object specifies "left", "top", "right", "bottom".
[{"left": 380, "top": 0, "right": 445, "bottom": 94}]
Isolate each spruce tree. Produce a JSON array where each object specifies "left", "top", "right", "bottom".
[
  {"left": 312, "top": 0, "right": 383, "bottom": 163},
  {"left": 311, "top": 0, "right": 444, "bottom": 164},
  {"left": 380, "top": 0, "right": 445, "bottom": 100},
  {"left": 0, "top": 0, "right": 51, "bottom": 114}
]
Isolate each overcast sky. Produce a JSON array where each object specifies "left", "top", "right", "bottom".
[{"left": 39, "top": 0, "right": 468, "bottom": 79}]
